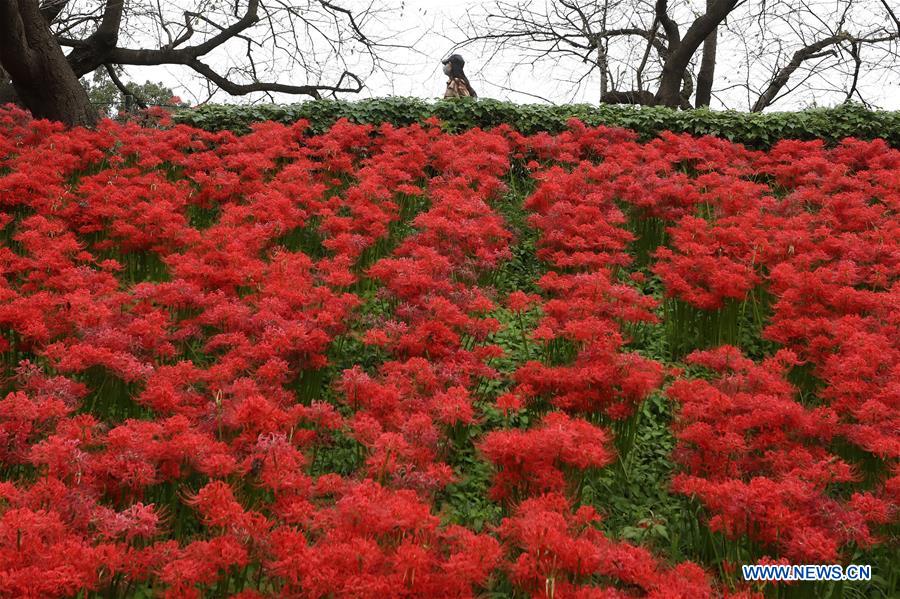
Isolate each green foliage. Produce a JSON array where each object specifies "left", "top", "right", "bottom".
[
  {"left": 82, "top": 67, "right": 188, "bottom": 118},
  {"left": 583, "top": 393, "right": 692, "bottom": 556},
  {"left": 174, "top": 98, "right": 900, "bottom": 147}
]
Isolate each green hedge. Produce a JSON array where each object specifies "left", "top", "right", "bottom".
[{"left": 172, "top": 97, "right": 900, "bottom": 148}]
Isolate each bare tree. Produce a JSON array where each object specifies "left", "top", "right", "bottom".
[
  {"left": 740, "top": 1, "right": 900, "bottom": 111},
  {"left": 458, "top": 0, "right": 899, "bottom": 110},
  {"left": 0, "top": 0, "right": 398, "bottom": 125},
  {"left": 456, "top": 0, "right": 739, "bottom": 108}
]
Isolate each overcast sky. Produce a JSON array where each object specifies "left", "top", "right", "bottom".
[{"left": 118, "top": 0, "right": 900, "bottom": 112}]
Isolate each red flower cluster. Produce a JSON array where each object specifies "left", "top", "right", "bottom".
[
  {"left": 480, "top": 412, "right": 615, "bottom": 501},
  {"left": 498, "top": 493, "right": 718, "bottom": 599},
  {"left": 508, "top": 158, "right": 665, "bottom": 421},
  {"left": 669, "top": 347, "right": 891, "bottom": 562},
  {"left": 641, "top": 135, "right": 900, "bottom": 563},
  {"left": 1, "top": 103, "right": 896, "bottom": 597}
]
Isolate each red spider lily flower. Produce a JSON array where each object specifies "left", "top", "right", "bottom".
[{"left": 480, "top": 412, "right": 615, "bottom": 501}]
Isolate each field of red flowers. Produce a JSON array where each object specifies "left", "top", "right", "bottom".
[{"left": 0, "top": 104, "right": 897, "bottom": 598}]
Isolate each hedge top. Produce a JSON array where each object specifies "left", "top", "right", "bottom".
[{"left": 172, "top": 97, "right": 899, "bottom": 148}]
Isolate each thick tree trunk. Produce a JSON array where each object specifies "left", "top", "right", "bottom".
[
  {"left": 0, "top": 67, "right": 20, "bottom": 105},
  {"left": 0, "top": 0, "right": 97, "bottom": 126},
  {"left": 600, "top": 89, "right": 657, "bottom": 105},
  {"left": 67, "top": 0, "right": 126, "bottom": 77},
  {"left": 694, "top": 0, "right": 718, "bottom": 107},
  {"left": 656, "top": 61, "right": 690, "bottom": 107},
  {"left": 655, "top": 0, "right": 736, "bottom": 107}
]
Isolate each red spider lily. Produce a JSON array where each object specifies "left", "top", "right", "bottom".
[
  {"left": 1, "top": 106, "right": 897, "bottom": 597},
  {"left": 670, "top": 346, "right": 893, "bottom": 562},
  {"left": 653, "top": 215, "right": 762, "bottom": 311},
  {"left": 498, "top": 493, "right": 716, "bottom": 598},
  {"left": 480, "top": 412, "right": 615, "bottom": 501},
  {"left": 267, "top": 480, "right": 502, "bottom": 598}
]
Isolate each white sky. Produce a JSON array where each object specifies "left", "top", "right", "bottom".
[{"left": 119, "top": 0, "right": 900, "bottom": 111}]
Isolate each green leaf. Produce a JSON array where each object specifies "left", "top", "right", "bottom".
[{"left": 174, "top": 98, "right": 900, "bottom": 148}]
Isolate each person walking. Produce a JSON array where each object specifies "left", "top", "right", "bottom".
[{"left": 442, "top": 54, "right": 477, "bottom": 98}]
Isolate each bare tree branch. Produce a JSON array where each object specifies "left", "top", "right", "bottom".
[
  {"left": 654, "top": 0, "right": 681, "bottom": 47},
  {"left": 880, "top": 0, "right": 900, "bottom": 36},
  {"left": 751, "top": 31, "right": 896, "bottom": 111},
  {"left": 38, "top": 0, "right": 397, "bottom": 103},
  {"left": 844, "top": 40, "right": 862, "bottom": 103},
  {"left": 187, "top": 58, "right": 362, "bottom": 99},
  {"left": 636, "top": 18, "right": 659, "bottom": 93},
  {"left": 39, "top": 0, "right": 68, "bottom": 24},
  {"left": 104, "top": 62, "right": 146, "bottom": 108}
]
